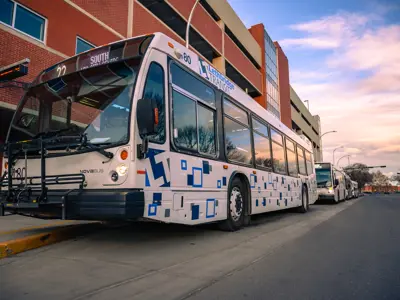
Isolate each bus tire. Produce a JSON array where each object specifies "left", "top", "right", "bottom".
[
  {"left": 219, "top": 177, "right": 247, "bottom": 231},
  {"left": 298, "top": 185, "right": 309, "bottom": 213}
]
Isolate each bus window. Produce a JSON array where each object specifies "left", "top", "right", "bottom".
[
  {"left": 252, "top": 117, "right": 272, "bottom": 169},
  {"left": 305, "top": 151, "right": 313, "bottom": 175},
  {"left": 142, "top": 62, "right": 165, "bottom": 143},
  {"left": 270, "top": 129, "right": 287, "bottom": 174},
  {"left": 297, "top": 146, "right": 307, "bottom": 175},
  {"left": 171, "top": 63, "right": 216, "bottom": 155},
  {"left": 224, "top": 99, "right": 252, "bottom": 165},
  {"left": 286, "top": 139, "right": 298, "bottom": 176}
]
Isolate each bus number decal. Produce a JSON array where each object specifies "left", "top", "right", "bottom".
[
  {"left": 183, "top": 53, "right": 191, "bottom": 65},
  {"left": 56, "top": 65, "right": 66, "bottom": 77}
]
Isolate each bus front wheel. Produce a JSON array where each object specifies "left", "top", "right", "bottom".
[{"left": 219, "top": 177, "right": 248, "bottom": 231}]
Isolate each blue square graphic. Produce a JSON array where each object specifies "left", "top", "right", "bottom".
[
  {"left": 203, "top": 161, "right": 210, "bottom": 174},
  {"left": 192, "top": 167, "right": 203, "bottom": 188},
  {"left": 217, "top": 180, "right": 222, "bottom": 188},
  {"left": 206, "top": 199, "right": 216, "bottom": 218},
  {"left": 222, "top": 177, "right": 227, "bottom": 186},
  {"left": 181, "top": 160, "right": 187, "bottom": 170},
  {"left": 148, "top": 204, "right": 157, "bottom": 216},
  {"left": 192, "top": 204, "right": 199, "bottom": 220}
]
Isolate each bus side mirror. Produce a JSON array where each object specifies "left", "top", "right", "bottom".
[
  {"left": 137, "top": 98, "right": 158, "bottom": 136},
  {"left": 136, "top": 98, "right": 158, "bottom": 159}
]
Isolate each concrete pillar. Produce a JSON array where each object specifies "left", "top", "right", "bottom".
[{"left": 212, "top": 56, "right": 226, "bottom": 75}]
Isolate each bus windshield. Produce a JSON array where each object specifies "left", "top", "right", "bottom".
[
  {"left": 8, "top": 58, "right": 140, "bottom": 147},
  {"left": 315, "top": 164, "right": 332, "bottom": 187}
]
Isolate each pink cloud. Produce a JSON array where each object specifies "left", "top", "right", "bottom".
[{"left": 285, "top": 9, "right": 400, "bottom": 172}]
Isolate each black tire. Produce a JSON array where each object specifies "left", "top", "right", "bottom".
[
  {"left": 219, "top": 177, "right": 247, "bottom": 231},
  {"left": 298, "top": 185, "right": 309, "bottom": 213}
]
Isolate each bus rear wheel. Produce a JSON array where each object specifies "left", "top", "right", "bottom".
[
  {"left": 219, "top": 177, "right": 247, "bottom": 231},
  {"left": 298, "top": 185, "right": 309, "bottom": 213}
]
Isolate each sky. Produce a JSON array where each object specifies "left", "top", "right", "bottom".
[{"left": 227, "top": 0, "right": 400, "bottom": 177}]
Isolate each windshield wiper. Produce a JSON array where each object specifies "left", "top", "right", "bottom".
[
  {"left": 33, "top": 123, "right": 81, "bottom": 139},
  {"left": 77, "top": 135, "right": 114, "bottom": 160}
]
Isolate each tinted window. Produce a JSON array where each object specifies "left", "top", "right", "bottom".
[
  {"left": 272, "top": 142, "right": 286, "bottom": 173},
  {"left": 286, "top": 139, "right": 295, "bottom": 152},
  {"left": 287, "top": 149, "right": 298, "bottom": 176},
  {"left": 198, "top": 105, "right": 216, "bottom": 155},
  {"left": 252, "top": 118, "right": 269, "bottom": 137},
  {"left": 76, "top": 37, "right": 94, "bottom": 54},
  {"left": 142, "top": 62, "right": 165, "bottom": 143},
  {"left": 170, "top": 64, "right": 215, "bottom": 107},
  {"left": 172, "top": 90, "right": 197, "bottom": 150},
  {"left": 224, "top": 117, "right": 252, "bottom": 164},
  {"left": 224, "top": 99, "right": 248, "bottom": 125},
  {"left": 14, "top": 5, "right": 45, "bottom": 41},
  {"left": 254, "top": 132, "right": 272, "bottom": 168},
  {"left": 305, "top": 151, "right": 313, "bottom": 175},
  {"left": 297, "top": 147, "right": 307, "bottom": 175},
  {"left": 270, "top": 128, "right": 283, "bottom": 144},
  {"left": 0, "top": 0, "right": 14, "bottom": 25}
]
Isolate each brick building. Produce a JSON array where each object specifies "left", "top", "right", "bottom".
[{"left": 0, "top": 0, "right": 309, "bottom": 171}]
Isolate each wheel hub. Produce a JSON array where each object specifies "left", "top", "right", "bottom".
[{"left": 230, "top": 187, "right": 243, "bottom": 221}]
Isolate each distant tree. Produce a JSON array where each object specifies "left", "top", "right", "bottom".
[
  {"left": 343, "top": 163, "right": 373, "bottom": 188},
  {"left": 372, "top": 170, "right": 389, "bottom": 186},
  {"left": 391, "top": 174, "right": 400, "bottom": 182}
]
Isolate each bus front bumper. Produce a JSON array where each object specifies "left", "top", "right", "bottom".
[{"left": 0, "top": 189, "right": 145, "bottom": 220}]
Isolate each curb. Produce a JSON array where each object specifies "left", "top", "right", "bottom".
[{"left": 0, "top": 222, "right": 102, "bottom": 259}]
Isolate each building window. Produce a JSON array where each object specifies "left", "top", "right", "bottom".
[
  {"left": 76, "top": 37, "right": 95, "bottom": 54},
  {"left": 0, "top": 0, "right": 46, "bottom": 42}
]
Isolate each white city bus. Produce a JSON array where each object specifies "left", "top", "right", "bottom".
[
  {"left": 0, "top": 33, "right": 317, "bottom": 230},
  {"left": 315, "top": 162, "right": 346, "bottom": 203},
  {"left": 350, "top": 180, "right": 359, "bottom": 198}
]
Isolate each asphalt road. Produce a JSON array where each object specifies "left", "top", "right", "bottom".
[
  {"left": 1, "top": 194, "right": 399, "bottom": 300},
  {"left": 187, "top": 194, "right": 400, "bottom": 300}
]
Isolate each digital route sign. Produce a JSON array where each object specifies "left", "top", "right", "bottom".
[{"left": 32, "top": 35, "right": 153, "bottom": 86}]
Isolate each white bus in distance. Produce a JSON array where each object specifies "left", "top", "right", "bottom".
[
  {"left": 1, "top": 32, "right": 317, "bottom": 231},
  {"left": 315, "top": 162, "right": 346, "bottom": 203},
  {"left": 350, "top": 180, "right": 359, "bottom": 199}
]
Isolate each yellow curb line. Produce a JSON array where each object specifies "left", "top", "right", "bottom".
[{"left": 0, "top": 223, "right": 101, "bottom": 259}]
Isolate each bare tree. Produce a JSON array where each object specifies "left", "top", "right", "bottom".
[{"left": 372, "top": 170, "right": 389, "bottom": 186}]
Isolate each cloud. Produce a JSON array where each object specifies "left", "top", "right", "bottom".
[{"left": 282, "top": 8, "right": 400, "bottom": 173}]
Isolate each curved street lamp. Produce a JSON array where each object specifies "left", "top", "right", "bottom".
[
  {"left": 337, "top": 154, "right": 351, "bottom": 167},
  {"left": 185, "top": 0, "right": 200, "bottom": 48},
  {"left": 332, "top": 146, "right": 344, "bottom": 166},
  {"left": 321, "top": 130, "right": 337, "bottom": 138}
]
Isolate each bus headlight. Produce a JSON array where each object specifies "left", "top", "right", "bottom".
[
  {"left": 116, "top": 164, "right": 128, "bottom": 176},
  {"left": 328, "top": 188, "right": 334, "bottom": 194}
]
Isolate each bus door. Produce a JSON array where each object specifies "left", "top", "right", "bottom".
[{"left": 135, "top": 49, "right": 170, "bottom": 190}]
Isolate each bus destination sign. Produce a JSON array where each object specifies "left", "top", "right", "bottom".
[{"left": 32, "top": 35, "right": 153, "bottom": 86}]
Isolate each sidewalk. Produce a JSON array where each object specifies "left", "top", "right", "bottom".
[{"left": 0, "top": 214, "right": 100, "bottom": 258}]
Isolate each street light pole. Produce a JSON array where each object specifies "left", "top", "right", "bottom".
[
  {"left": 304, "top": 100, "right": 309, "bottom": 110},
  {"left": 332, "top": 146, "right": 344, "bottom": 166},
  {"left": 336, "top": 154, "right": 351, "bottom": 167},
  {"left": 185, "top": 0, "right": 200, "bottom": 49},
  {"left": 320, "top": 130, "right": 337, "bottom": 138}
]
